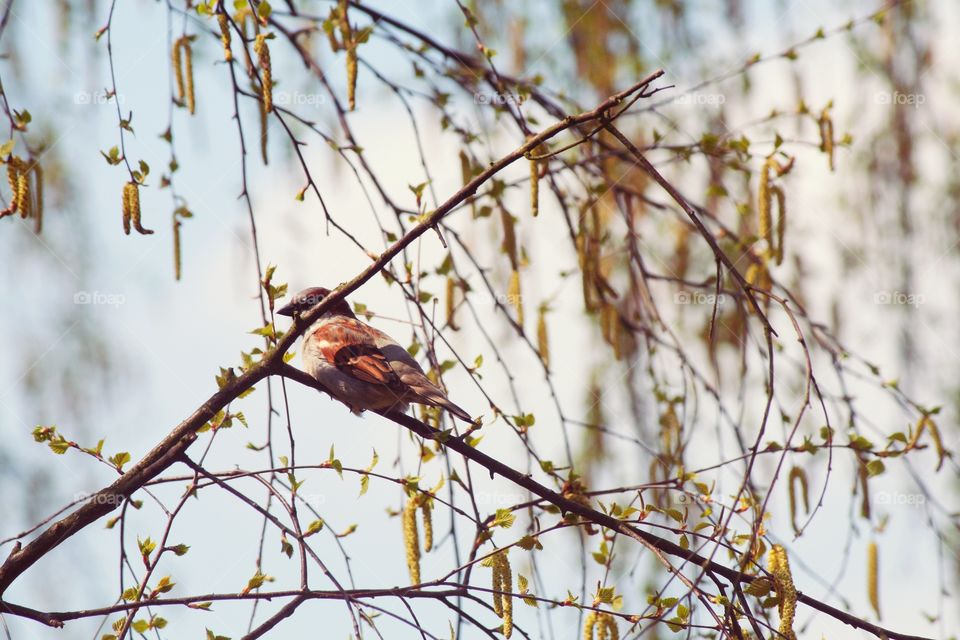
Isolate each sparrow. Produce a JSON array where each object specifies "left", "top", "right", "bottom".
[{"left": 278, "top": 286, "right": 473, "bottom": 422}]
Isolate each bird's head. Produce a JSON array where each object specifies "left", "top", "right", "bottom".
[{"left": 277, "top": 286, "right": 355, "bottom": 319}]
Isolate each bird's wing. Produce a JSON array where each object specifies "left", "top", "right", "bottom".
[
  {"left": 314, "top": 318, "right": 473, "bottom": 422},
  {"left": 367, "top": 326, "right": 473, "bottom": 422},
  {"left": 313, "top": 319, "right": 405, "bottom": 389}
]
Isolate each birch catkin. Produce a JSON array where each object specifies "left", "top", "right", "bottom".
[
  {"left": 915, "top": 415, "right": 946, "bottom": 470},
  {"left": 400, "top": 493, "right": 435, "bottom": 582},
  {"left": 601, "top": 614, "right": 618, "bottom": 640},
  {"left": 583, "top": 612, "right": 618, "bottom": 640},
  {"left": 172, "top": 37, "right": 184, "bottom": 107},
  {"left": 529, "top": 156, "right": 539, "bottom": 216},
  {"left": 819, "top": 106, "right": 835, "bottom": 171},
  {"left": 773, "top": 184, "right": 787, "bottom": 265},
  {"left": 757, "top": 157, "right": 790, "bottom": 263},
  {"left": 217, "top": 13, "right": 232, "bottom": 61},
  {"left": 500, "top": 205, "right": 518, "bottom": 269},
  {"left": 583, "top": 612, "right": 597, "bottom": 640},
  {"left": 183, "top": 38, "right": 195, "bottom": 114},
  {"left": 767, "top": 544, "right": 798, "bottom": 640},
  {"left": 445, "top": 277, "right": 458, "bottom": 330},
  {"left": 787, "top": 466, "right": 809, "bottom": 534},
  {"left": 867, "top": 541, "right": 880, "bottom": 619},
  {"left": 173, "top": 37, "right": 195, "bottom": 114},
  {"left": 259, "top": 93, "right": 269, "bottom": 165},
  {"left": 2, "top": 156, "right": 29, "bottom": 218},
  {"left": 338, "top": 0, "right": 358, "bottom": 110},
  {"left": 420, "top": 500, "right": 433, "bottom": 553},
  {"left": 508, "top": 269, "right": 523, "bottom": 327},
  {"left": 173, "top": 217, "right": 182, "bottom": 280},
  {"left": 402, "top": 496, "right": 420, "bottom": 584},
  {"left": 488, "top": 551, "right": 513, "bottom": 638},
  {"left": 5, "top": 157, "right": 18, "bottom": 214},
  {"left": 858, "top": 459, "right": 871, "bottom": 519},
  {"left": 121, "top": 184, "right": 132, "bottom": 234},
  {"left": 254, "top": 34, "right": 273, "bottom": 114},
  {"left": 14, "top": 159, "right": 30, "bottom": 219},
  {"left": 537, "top": 304, "right": 549, "bottom": 368},
  {"left": 122, "top": 182, "right": 153, "bottom": 235},
  {"left": 31, "top": 161, "right": 43, "bottom": 233},
  {"left": 459, "top": 151, "right": 477, "bottom": 218},
  {"left": 254, "top": 34, "right": 272, "bottom": 164},
  {"left": 758, "top": 159, "right": 773, "bottom": 251}
]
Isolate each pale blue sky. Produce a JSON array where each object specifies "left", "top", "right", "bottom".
[{"left": 1, "top": 1, "right": 957, "bottom": 639}]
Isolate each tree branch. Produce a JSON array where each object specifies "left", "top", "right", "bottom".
[
  {"left": 0, "top": 68, "right": 926, "bottom": 639},
  {"left": 273, "top": 363, "right": 934, "bottom": 640},
  {"left": 0, "top": 586, "right": 468, "bottom": 627},
  {"left": 0, "top": 74, "right": 662, "bottom": 598}
]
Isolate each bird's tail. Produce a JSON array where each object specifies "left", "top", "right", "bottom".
[
  {"left": 416, "top": 390, "right": 473, "bottom": 423},
  {"left": 437, "top": 397, "right": 473, "bottom": 423}
]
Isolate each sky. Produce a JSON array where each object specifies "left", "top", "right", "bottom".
[{"left": 1, "top": 1, "right": 958, "bottom": 639}]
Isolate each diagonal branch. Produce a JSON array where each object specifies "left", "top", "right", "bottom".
[
  {"left": 0, "top": 364, "right": 270, "bottom": 595},
  {"left": 0, "top": 73, "right": 663, "bottom": 598},
  {"left": 0, "top": 69, "right": 925, "bottom": 640},
  {"left": 600, "top": 121, "right": 774, "bottom": 330},
  {"left": 274, "top": 363, "right": 933, "bottom": 640}
]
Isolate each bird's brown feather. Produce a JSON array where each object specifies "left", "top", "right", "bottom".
[
  {"left": 305, "top": 312, "right": 472, "bottom": 422},
  {"left": 332, "top": 343, "right": 400, "bottom": 387},
  {"left": 315, "top": 322, "right": 404, "bottom": 390}
]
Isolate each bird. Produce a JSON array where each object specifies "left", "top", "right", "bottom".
[{"left": 278, "top": 286, "right": 473, "bottom": 423}]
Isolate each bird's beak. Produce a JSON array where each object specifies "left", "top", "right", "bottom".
[{"left": 277, "top": 301, "right": 296, "bottom": 317}]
